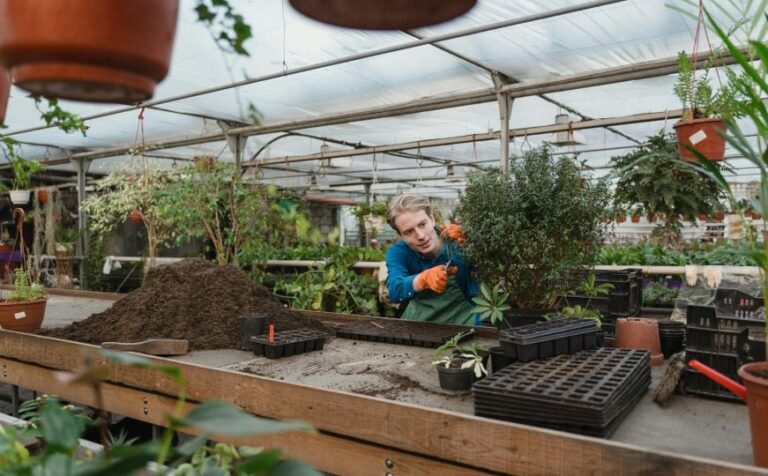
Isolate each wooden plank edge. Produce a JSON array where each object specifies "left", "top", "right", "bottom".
[
  {"left": 0, "top": 285, "right": 125, "bottom": 302},
  {"left": 2, "top": 331, "right": 765, "bottom": 475},
  {"left": 0, "top": 357, "right": 491, "bottom": 476}
]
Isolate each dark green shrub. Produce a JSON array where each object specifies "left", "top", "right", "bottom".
[{"left": 456, "top": 145, "right": 610, "bottom": 309}]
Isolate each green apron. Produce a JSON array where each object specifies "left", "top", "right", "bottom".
[{"left": 402, "top": 276, "right": 475, "bottom": 325}]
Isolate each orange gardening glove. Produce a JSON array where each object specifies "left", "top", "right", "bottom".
[
  {"left": 414, "top": 265, "right": 459, "bottom": 293},
  {"left": 440, "top": 224, "right": 465, "bottom": 244}
]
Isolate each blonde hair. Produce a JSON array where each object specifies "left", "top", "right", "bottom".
[{"left": 387, "top": 194, "right": 433, "bottom": 233}]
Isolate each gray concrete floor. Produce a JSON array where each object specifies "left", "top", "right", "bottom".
[{"left": 2, "top": 295, "right": 756, "bottom": 467}]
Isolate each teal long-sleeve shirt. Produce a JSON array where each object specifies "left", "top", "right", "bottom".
[{"left": 385, "top": 239, "right": 478, "bottom": 304}]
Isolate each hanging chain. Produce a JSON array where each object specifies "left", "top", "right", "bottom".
[{"left": 471, "top": 135, "right": 478, "bottom": 164}]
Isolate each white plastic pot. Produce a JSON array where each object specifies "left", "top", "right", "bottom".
[{"left": 9, "top": 190, "right": 30, "bottom": 205}]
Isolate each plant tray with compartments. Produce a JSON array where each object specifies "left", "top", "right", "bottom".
[
  {"left": 250, "top": 329, "right": 326, "bottom": 359},
  {"left": 473, "top": 348, "right": 650, "bottom": 437},
  {"left": 565, "top": 268, "right": 643, "bottom": 321},
  {"left": 335, "top": 320, "right": 475, "bottom": 348},
  {"left": 498, "top": 317, "right": 600, "bottom": 362}
]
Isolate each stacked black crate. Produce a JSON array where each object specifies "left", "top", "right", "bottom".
[
  {"left": 565, "top": 268, "right": 643, "bottom": 337},
  {"left": 684, "top": 289, "right": 765, "bottom": 402}
]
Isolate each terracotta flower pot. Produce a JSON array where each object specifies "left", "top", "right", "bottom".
[
  {"left": 698, "top": 214, "right": 709, "bottom": 222},
  {"left": 0, "top": 0, "right": 180, "bottom": 103},
  {"left": 647, "top": 213, "right": 656, "bottom": 223},
  {"left": 289, "top": 0, "right": 477, "bottom": 29},
  {"left": 714, "top": 212, "right": 725, "bottom": 222},
  {"left": 673, "top": 117, "right": 726, "bottom": 163},
  {"left": 129, "top": 210, "right": 143, "bottom": 224},
  {"left": 615, "top": 318, "right": 663, "bottom": 366},
  {"left": 37, "top": 189, "right": 48, "bottom": 205},
  {"left": 0, "top": 298, "right": 47, "bottom": 332},
  {"left": 630, "top": 214, "right": 641, "bottom": 224},
  {"left": 738, "top": 362, "right": 768, "bottom": 468},
  {"left": 0, "top": 67, "right": 9, "bottom": 125},
  {"left": 616, "top": 214, "right": 627, "bottom": 223}
]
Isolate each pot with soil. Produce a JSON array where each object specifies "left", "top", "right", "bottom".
[
  {"left": 0, "top": 298, "right": 47, "bottom": 332},
  {"left": 432, "top": 331, "right": 486, "bottom": 394},
  {"left": 738, "top": 362, "right": 768, "bottom": 468}
]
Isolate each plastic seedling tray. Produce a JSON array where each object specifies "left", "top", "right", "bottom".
[
  {"left": 250, "top": 329, "right": 326, "bottom": 359},
  {"left": 498, "top": 317, "right": 599, "bottom": 361},
  {"left": 336, "top": 326, "right": 475, "bottom": 348}
]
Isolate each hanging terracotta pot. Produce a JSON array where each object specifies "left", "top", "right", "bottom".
[
  {"left": 37, "top": 189, "right": 48, "bottom": 205},
  {"left": 673, "top": 117, "right": 726, "bottom": 163},
  {"left": 0, "top": 67, "right": 9, "bottom": 125},
  {"left": 129, "top": 210, "right": 143, "bottom": 224},
  {"left": 289, "top": 0, "right": 476, "bottom": 30},
  {"left": 738, "top": 362, "right": 768, "bottom": 468},
  {"left": 0, "top": 0, "right": 180, "bottom": 103}
]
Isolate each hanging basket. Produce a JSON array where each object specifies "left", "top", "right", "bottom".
[
  {"left": 37, "top": 189, "right": 49, "bottom": 205},
  {"left": 288, "top": 0, "right": 476, "bottom": 30},
  {"left": 0, "top": 67, "right": 9, "bottom": 125},
  {"left": 673, "top": 117, "right": 726, "bottom": 163},
  {"left": 9, "top": 190, "right": 30, "bottom": 205},
  {"left": 0, "top": 0, "right": 180, "bottom": 103}
]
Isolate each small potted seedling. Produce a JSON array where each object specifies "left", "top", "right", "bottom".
[
  {"left": 432, "top": 331, "right": 487, "bottom": 394},
  {"left": 556, "top": 274, "right": 614, "bottom": 329}
]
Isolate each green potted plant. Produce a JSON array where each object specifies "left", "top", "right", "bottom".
[
  {"left": 432, "top": 331, "right": 487, "bottom": 393},
  {"left": 555, "top": 274, "right": 614, "bottom": 329},
  {"left": 456, "top": 145, "right": 610, "bottom": 324},
  {"left": 4, "top": 146, "right": 45, "bottom": 205},
  {"left": 0, "top": 266, "right": 47, "bottom": 332},
  {"left": 672, "top": 51, "right": 750, "bottom": 163},
  {"left": 350, "top": 201, "right": 388, "bottom": 232},
  {"left": 610, "top": 130, "right": 727, "bottom": 238}
]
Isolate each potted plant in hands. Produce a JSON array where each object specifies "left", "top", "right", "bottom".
[
  {"left": 456, "top": 145, "right": 610, "bottom": 324},
  {"left": 0, "top": 266, "right": 47, "bottom": 332},
  {"left": 432, "top": 331, "right": 487, "bottom": 393}
]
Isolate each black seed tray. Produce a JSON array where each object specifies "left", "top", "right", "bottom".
[
  {"left": 335, "top": 327, "right": 474, "bottom": 348},
  {"left": 682, "top": 369, "right": 744, "bottom": 403},
  {"left": 687, "top": 303, "right": 765, "bottom": 331},
  {"left": 566, "top": 268, "right": 642, "bottom": 318},
  {"left": 473, "top": 349, "right": 650, "bottom": 416},
  {"left": 250, "top": 329, "right": 326, "bottom": 359},
  {"left": 475, "top": 380, "right": 648, "bottom": 438},
  {"left": 738, "top": 327, "right": 767, "bottom": 364},
  {"left": 499, "top": 317, "right": 597, "bottom": 344},
  {"left": 498, "top": 317, "right": 599, "bottom": 362}
]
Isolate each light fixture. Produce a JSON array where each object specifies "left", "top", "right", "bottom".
[
  {"left": 445, "top": 164, "right": 464, "bottom": 183},
  {"left": 550, "top": 113, "right": 586, "bottom": 147}
]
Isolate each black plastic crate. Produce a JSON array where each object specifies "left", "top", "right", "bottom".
[
  {"left": 714, "top": 288, "right": 763, "bottom": 320},
  {"left": 565, "top": 268, "right": 642, "bottom": 318},
  {"left": 737, "top": 327, "right": 767, "bottom": 364},
  {"left": 686, "top": 326, "right": 742, "bottom": 354},
  {"left": 682, "top": 368, "right": 744, "bottom": 403},
  {"left": 686, "top": 349, "right": 740, "bottom": 377}
]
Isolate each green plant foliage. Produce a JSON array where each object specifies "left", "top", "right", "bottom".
[
  {"left": 157, "top": 163, "right": 323, "bottom": 266},
  {"left": 432, "top": 331, "right": 487, "bottom": 378},
  {"left": 6, "top": 267, "right": 45, "bottom": 301},
  {"left": 471, "top": 283, "right": 511, "bottom": 326},
  {"left": 643, "top": 281, "right": 680, "bottom": 308},
  {"left": 82, "top": 231, "right": 110, "bottom": 292},
  {"left": 31, "top": 96, "right": 88, "bottom": 135},
  {"left": 673, "top": 51, "right": 749, "bottom": 121},
  {"left": 274, "top": 247, "right": 380, "bottom": 315},
  {"left": 597, "top": 241, "right": 762, "bottom": 266},
  {"left": 456, "top": 145, "right": 611, "bottom": 309},
  {"left": 610, "top": 130, "right": 727, "bottom": 226},
  {"left": 0, "top": 137, "right": 45, "bottom": 190},
  {"left": 0, "top": 351, "right": 320, "bottom": 475},
  {"left": 194, "top": 0, "right": 253, "bottom": 56},
  {"left": 349, "top": 202, "right": 388, "bottom": 219},
  {"left": 554, "top": 274, "right": 614, "bottom": 327}
]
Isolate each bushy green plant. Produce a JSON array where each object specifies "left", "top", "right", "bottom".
[
  {"left": 643, "top": 281, "right": 680, "bottom": 308},
  {"left": 471, "top": 283, "right": 511, "bottom": 327},
  {"left": 432, "top": 331, "right": 487, "bottom": 379},
  {"left": 674, "top": 51, "right": 748, "bottom": 121},
  {"left": 610, "top": 130, "right": 727, "bottom": 227},
  {"left": 456, "top": 145, "right": 610, "bottom": 309},
  {"left": 274, "top": 247, "right": 379, "bottom": 315}
]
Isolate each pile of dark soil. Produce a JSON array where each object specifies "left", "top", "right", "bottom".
[{"left": 42, "top": 259, "right": 328, "bottom": 350}]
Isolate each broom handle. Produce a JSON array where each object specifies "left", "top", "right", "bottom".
[{"left": 689, "top": 359, "right": 747, "bottom": 402}]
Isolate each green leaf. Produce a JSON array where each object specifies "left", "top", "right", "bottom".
[
  {"left": 235, "top": 448, "right": 283, "bottom": 474},
  {"left": 102, "top": 349, "right": 183, "bottom": 384},
  {"left": 40, "top": 400, "right": 84, "bottom": 453},
  {"left": 173, "top": 401, "right": 314, "bottom": 437},
  {"left": 269, "top": 458, "right": 324, "bottom": 476}
]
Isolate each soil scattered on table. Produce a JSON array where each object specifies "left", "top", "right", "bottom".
[
  {"left": 41, "top": 259, "right": 328, "bottom": 350},
  {"left": 350, "top": 371, "right": 438, "bottom": 399}
]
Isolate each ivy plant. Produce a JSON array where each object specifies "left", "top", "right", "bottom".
[
  {"left": 457, "top": 145, "right": 610, "bottom": 309},
  {"left": 194, "top": 0, "right": 253, "bottom": 56}
]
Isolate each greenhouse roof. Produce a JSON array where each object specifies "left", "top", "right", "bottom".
[{"left": 1, "top": 0, "right": 765, "bottom": 200}]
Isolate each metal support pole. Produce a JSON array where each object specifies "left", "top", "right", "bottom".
[
  {"left": 493, "top": 72, "right": 514, "bottom": 173},
  {"left": 71, "top": 157, "right": 91, "bottom": 286}
]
